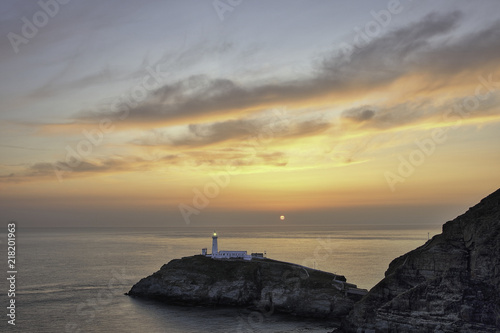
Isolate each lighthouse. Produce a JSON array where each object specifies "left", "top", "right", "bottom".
[
  {"left": 202, "top": 232, "right": 261, "bottom": 260},
  {"left": 211, "top": 231, "right": 218, "bottom": 257}
]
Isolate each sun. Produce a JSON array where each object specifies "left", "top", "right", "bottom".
[{"left": 280, "top": 215, "right": 285, "bottom": 221}]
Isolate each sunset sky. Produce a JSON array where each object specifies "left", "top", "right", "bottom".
[{"left": 1, "top": 0, "right": 499, "bottom": 227}]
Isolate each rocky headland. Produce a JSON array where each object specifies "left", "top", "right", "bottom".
[
  {"left": 343, "top": 188, "right": 500, "bottom": 332},
  {"left": 127, "top": 255, "right": 366, "bottom": 319},
  {"left": 128, "top": 188, "right": 500, "bottom": 332}
]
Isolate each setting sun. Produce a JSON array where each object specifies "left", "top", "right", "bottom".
[
  {"left": 0, "top": 1, "right": 498, "bottom": 230},
  {"left": 1, "top": 2, "right": 499, "bottom": 332}
]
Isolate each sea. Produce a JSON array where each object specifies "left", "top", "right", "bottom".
[{"left": 1, "top": 225, "right": 441, "bottom": 332}]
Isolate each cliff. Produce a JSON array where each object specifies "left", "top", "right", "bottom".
[
  {"left": 343, "top": 188, "right": 500, "bottom": 332},
  {"left": 127, "top": 256, "right": 366, "bottom": 319}
]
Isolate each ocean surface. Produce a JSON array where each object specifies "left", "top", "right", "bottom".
[{"left": 1, "top": 226, "right": 441, "bottom": 332}]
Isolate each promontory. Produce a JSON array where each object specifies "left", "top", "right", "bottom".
[
  {"left": 343, "top": 188, "right": 500, "bottom": 332},
  {"left": 127, "top": 255, "right": 367, "bottom": 319}
]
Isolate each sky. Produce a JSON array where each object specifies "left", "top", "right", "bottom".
[{"left": 0, "top": 0, "right": 499, "bottom": 228}]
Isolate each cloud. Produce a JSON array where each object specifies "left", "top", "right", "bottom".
[
  {"left": 133, "top": 114, "right": 332, "bottom": 148},
  {"left": 0, "top": 155, "right": 155, "bottom": 183},
  {"left": 10, "top": 9, "right": 500, "bottom": 182},
  {"left": 257, "top": 151, "right": 288, "bottom": 167},
  {"left": 28, "top": 65, "right": 116, "bottom": 100},
  {"left": 163, "top": 118, "right": 259, "bottom": 147},
  {"left": 340, "top": 88, "right": 500, "bottom": 132},
  {"left": 323, "top": 12, "right": 463, "bottom": 82},
  {"left": 0, "top": 146, "right": 292, "bottom": 183},
  {"left": 420, "top": 19, "right": 500, "bottom": 74},
  {"left": 339, "top": 101, "right": 436, "bottom": 131},
  {"left": 342, "top": 108, "right": 376, "bottom": 123},
  {"left": 54, "top": 11, "right": 498, "bottom": 132}
]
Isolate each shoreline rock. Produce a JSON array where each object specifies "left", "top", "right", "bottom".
[{"left": 127, "top": 256, "right": 366, "bottom": 319}]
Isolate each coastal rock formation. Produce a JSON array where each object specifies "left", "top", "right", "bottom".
[
  {"left": 343, "top": 188, "right": 500, "bottom": 332},
  {"left": 128, "top": 256, "right": 365, "bottom": 319}
]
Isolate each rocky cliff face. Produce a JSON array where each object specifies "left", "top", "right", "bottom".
[
  {"left": 128, "top": 256, "right": 363, "bottom": 319},
  {"left": 343, "top": 188, "right": 500, "bottom": 332}
]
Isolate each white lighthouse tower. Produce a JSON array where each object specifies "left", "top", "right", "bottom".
[
  {"left": 211, "top": 231, "right": 218, "bottom": 257},
  {"left": 202, "top": 232, "right": 260, "bottom": 260}
]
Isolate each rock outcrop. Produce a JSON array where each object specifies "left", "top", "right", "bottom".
[
  {"left": 343, "top": 188, "right": 500, "bottom": 332},
  {"left": 128, "top": 256, "right": 365, "bottom": 319}
]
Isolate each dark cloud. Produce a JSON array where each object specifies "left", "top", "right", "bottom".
[
  {"left": 95, "top": 76, "right": 310, "bottom": 125},
  {"left": 331, "top": 10, "right": 500, "bottom": 79},
  {"left": 421, "top": 20, "right": 500, "bottom": 74},
  {"left": 340, "top": 100, "right": 438, "bottom": 130},
  {"left": 30, "top": 158, "right": 150, "bottom": 176},
  {"left": 342, "top": 108, "right": 376, "bottom": 122},
  {"left": 341, "top": 89, "right": 500, "bottom": 131},
  {"left": 133, "top": 116, "right": 332, "bottom": 148},
  {"left": 66, "top": 11, "right": 500, "bottom": 130},
  {"left": 134, "top": 118, "right": 259, "bottom": 147},
  {"left": 0, "top": 147, "right": 291, "bottom": 183},
  {"left": 287, "top": 120, "right": 332, "bottom": 138},
  {"left": 0, "top": 156, "right": 158, "bottom": 183},
  {"left": 322, "top": 11, "right": 463, "bottom": 83}
]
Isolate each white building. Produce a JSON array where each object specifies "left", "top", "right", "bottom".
[{"left": 202, "top": 231, "right": 263, "bottom": 261}]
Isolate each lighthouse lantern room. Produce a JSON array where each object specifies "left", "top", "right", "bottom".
[{"left": 212, "top": 231, "right": 218, "bottom": 256}]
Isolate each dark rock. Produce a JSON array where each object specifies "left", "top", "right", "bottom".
[
  {"left": 343, "top": 188, "right": 500, "bottom": 332},
  {"left": 128, "top": 256, "right": 364, "bottom": 319}
]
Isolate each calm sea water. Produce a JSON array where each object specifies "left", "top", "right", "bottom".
[{"left": 1, "top": 226, "right": 440, "bottom": 332}]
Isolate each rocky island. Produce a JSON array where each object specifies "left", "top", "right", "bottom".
[{"left": 127, "top": 255, "right": 367, "bottom": 319}]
